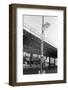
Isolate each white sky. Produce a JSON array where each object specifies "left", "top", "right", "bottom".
[{"left": 23, "top": 15, "right": 58, "bottom": 48}]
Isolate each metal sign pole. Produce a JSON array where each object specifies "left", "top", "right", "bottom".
[{"left": 40, "top": 16, "right": 44, "bottom": 74}]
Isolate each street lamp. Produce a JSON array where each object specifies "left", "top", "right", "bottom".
[{"left": 40, "top": 16, "right": 50, "bottom": 74}]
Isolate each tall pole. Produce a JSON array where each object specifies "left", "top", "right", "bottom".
[{"left": 40, "top": 16, "right": 44, "bottom": 73}]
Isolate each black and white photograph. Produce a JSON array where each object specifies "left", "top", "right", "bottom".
[{"left": 23, "top": 15, "right": 58, "bottom": 75}]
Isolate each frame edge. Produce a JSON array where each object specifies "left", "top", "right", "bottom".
[{"left": 9, "top": 4, "right": 16, "bottom": 86}]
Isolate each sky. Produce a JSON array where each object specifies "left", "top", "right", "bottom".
[{"left": 23, "top": 15, "right": 58, "bottom": 48}]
